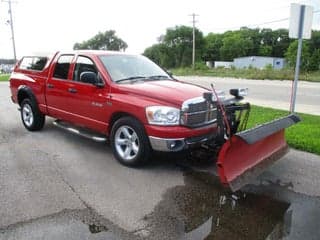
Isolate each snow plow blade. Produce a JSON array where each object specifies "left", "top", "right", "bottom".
[{"left": 217, "top": 114, "right": 300, "bottom": 192}]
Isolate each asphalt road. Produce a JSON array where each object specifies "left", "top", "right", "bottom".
[
  {"left": 0, "top": 82, "right": 320, "bottom": 240},
  {"left": 178, "top": 76, "right": 320, "bottom": 115}
]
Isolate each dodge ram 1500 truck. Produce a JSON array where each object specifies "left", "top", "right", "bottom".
[{"left": 9, "top": 50, "right": 299, "bottom": 191}]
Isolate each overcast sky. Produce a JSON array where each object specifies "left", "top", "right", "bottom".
[{"left": 0, "top": 0, "right": 319, "bottom": 59}]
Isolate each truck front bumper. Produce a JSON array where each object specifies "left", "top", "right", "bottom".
[
  {"left": 145, "top": 123, "right": 217, "bottom": 152},
  {"left": 149, "top": 133, "right": 216, "bottom": 152}
]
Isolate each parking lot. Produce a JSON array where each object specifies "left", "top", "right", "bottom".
[{"left": 0, "top": 81, "right": 320, "bottom": 240}]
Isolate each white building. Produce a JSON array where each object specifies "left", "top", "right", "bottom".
[
  {"left": 212, "top": 61, "right": 234, "bottom": 68},
  {"left": 233, "top": 56, "right": 285, "bottom": 69}
]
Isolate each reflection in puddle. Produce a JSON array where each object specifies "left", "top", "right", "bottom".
[{"left": 146, "top": 171, "right": 290, "bottom": 240}]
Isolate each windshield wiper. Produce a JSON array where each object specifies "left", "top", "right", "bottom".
[
  {"left": 146, "top": 75, "right": 171, "bottom": 80},
  {"left": 115, "top": 76, "right": 146, "bottom": 83}
]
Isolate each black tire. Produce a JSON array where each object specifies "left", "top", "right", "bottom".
[
  {"left": 20, "top": 98, "right": 45, "bottom": 131},
  {"left": 110, "top": 116, "right": 151, "bottom": 167}
]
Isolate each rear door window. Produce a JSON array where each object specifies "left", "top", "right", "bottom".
[{"left": 52, "top": 55, "right": 74, "bottom": 80}]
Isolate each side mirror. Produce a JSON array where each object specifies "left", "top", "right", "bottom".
[
  {"left": 80, "top": 71, "right": 104, "bottom": 88},
  {"left": 80, "top": 71, "right": 97, "bottom": 84}
]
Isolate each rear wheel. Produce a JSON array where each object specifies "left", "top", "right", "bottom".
[
  {"left": 110, "top": 117, "right": 151, "bottom": 167},
  {"left": 20, "top": 99, "right": 45, "bottom": 131}
]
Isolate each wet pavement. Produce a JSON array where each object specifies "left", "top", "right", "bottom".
[
  {"left": 143, "top": 170, "right": 290, "bottom": 240},
  {"left": 0, "top": 167, "right": 294, "bottom": 240},
  {"left": 244, "top": 175, "right": 320, "bottom": 240}
]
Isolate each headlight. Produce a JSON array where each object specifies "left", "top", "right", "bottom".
[{"left": 146, "top": 106, "right": 180, "bottom": 125}]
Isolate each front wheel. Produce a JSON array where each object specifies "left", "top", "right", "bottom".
[
  {"left": 110, "top": 117, "right": 151, "bottom": 167},
  {"left": 20, "top": 99, "right": 45, "bottom": 131}
]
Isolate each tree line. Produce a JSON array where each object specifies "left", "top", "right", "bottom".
[
  {"left": 73, "top": 27, "right": 320, "bottom": 71},
  {"left": 143, "top": 26, "right": 320, "bottom": 71}
]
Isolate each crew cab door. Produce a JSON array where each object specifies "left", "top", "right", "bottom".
[{"left": 65, "top": 55, "right": 110, "bottom": 133}]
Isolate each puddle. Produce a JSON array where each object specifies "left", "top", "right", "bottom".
[{"left": 145, "top": 170, "right": 290, "bottom": 240}]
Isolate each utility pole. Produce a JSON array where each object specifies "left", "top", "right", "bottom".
[
  {"left": 3, "top": 0, "right": 17, "bottom": 62},
  {"left": 190, "top": 13, "right": 198, "bottom": 70}
]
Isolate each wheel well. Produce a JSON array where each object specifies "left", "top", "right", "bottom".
[
  {"left": 108, "top": 112, "right": 141, "bottom": 135},
  {"left": 17, "top": 87, "right": 37, "bottom": 107},
  {"left": 17, "top": 90, "right": 30, "bottom": 106}
]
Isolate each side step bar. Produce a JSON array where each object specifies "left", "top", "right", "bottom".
[{"left": 53, "top": 120, "right": 107, "bottom": 143}]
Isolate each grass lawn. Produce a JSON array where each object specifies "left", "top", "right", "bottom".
[
  {"left": 0, "top": 74, "right": 10, "bottom": 81},
  {"left": 247, "top": 105, "right": 320, "bottom": 155},
  {"left": 172, "top": 67, "right": 320, "bottom": 82}
]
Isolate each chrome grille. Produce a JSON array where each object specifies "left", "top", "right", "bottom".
[{"left": 181, "top": 97, "right": 217, "bottom": 127}]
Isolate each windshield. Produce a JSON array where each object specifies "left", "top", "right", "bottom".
[{"left": 99, "top": 54, "right": 172, "bottom": 83}]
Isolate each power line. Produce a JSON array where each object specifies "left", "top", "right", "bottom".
[
  {"left": 211, "top": 9, "right": 320, "bottom": 32},
  {"left": 246, "top": 17, "right": 289, "bottom": 28},
  {"left": 211, "top": 17, "right": 289, "bottom": 32}
]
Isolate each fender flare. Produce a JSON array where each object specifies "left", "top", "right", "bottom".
[{"left": 17, "top": 85, "right": 38, "bottom": 106}]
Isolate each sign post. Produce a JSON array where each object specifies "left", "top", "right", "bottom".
[{"left": 289, "top": 4, "right": 313, "bottom": 113}]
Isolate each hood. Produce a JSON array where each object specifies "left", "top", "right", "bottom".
[{"left": 118, "top": 80, "right": 210, "bottom": 106}]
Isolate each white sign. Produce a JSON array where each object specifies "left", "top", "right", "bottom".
[{"left": 289, "top": 3, "right": 313, "bottom": 39}]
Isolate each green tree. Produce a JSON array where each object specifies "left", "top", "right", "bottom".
[
  {"left": 203, "top": 33, "right": 223, "bottom": 61},
  {"left": 258, "top": 45, "right": 272, "bottom": 56},
  {"left": 271, "top": 29, "right": 291, "bottom": 57},
  {"left": 163, "top": 25, "right": 205, "bottom": 67},
  {"left": 259, "top": 28, "right": 291, "bottom": 57},
  {"left": 220, "top": 33, "right": 253, "bottom": 61},
  {"left": 285, "top": 40, "right": 311, "bottom": 71},
  {"left": 304, "top": 30, "right": 320, "bottom": 70},
  {"left": 309, "top": 49, "right": 320, "bottom": 71},
  {"left": 239, "top": 27, "right": 261, "bottom": 56},
  {"left": 309, "top": 30, "right": 320, "bottom": 52},
  {"left": 73, "top": 30, "right": 128, "bottom": 51},
  {"left": 143, "top": 43, "right": 175, "bottom": 68},
  {"left": 144, "top": 27, "right": 320, "bottom": 71}
]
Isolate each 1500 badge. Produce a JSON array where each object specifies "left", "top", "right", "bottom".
[{"left": 91, "top": 102, "right": 103, "bottom": 107}]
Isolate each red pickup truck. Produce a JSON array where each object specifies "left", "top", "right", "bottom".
[{"left": 9, "top": 50, "right": 299, "bottom": 191}]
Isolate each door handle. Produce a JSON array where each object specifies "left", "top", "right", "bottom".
[
  {"left": 68, "top": 88, "right": 77, "bottom": 93},
  {"left": 47, "top": 83, "right": 54, "bottom": 88}
]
